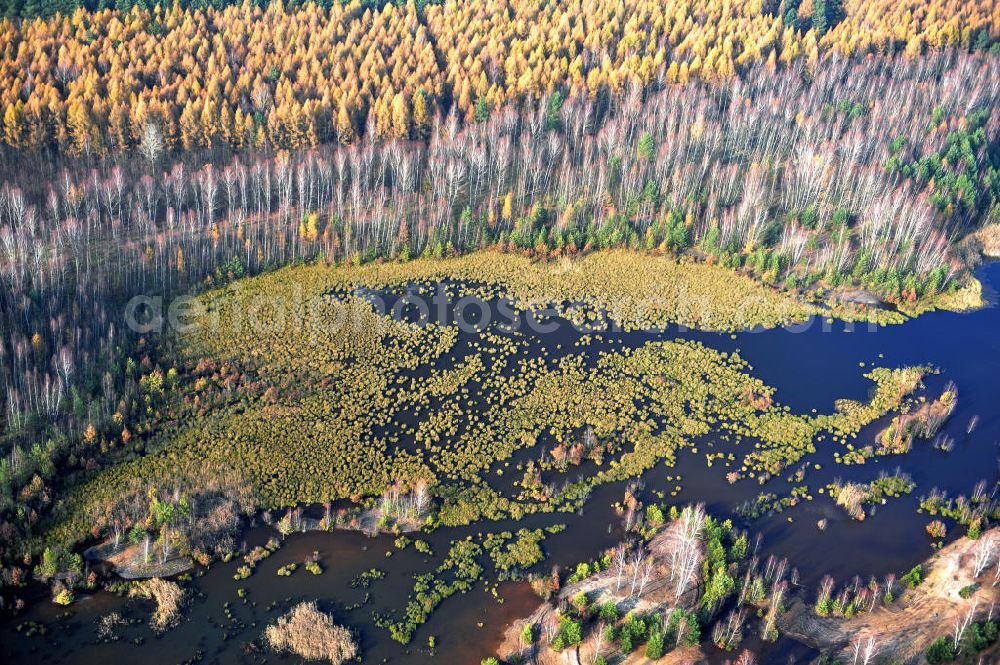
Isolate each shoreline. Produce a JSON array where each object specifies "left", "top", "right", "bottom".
[
  {"left": 779, "top": 529, "right": 1000, "bottom": 663},
  {"left": 494, "top": 528, "right": 1000, "bottom": 665},
  {"left": 80, "top": 505, "right": 422, "bottom": 582}
]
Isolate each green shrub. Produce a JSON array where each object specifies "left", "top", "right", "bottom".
[
  {"left": 901, "top": 565, "right": 923, "bottom": 589},
  {"left": 958, "top": 584, "right": 978, "bottom": 599},
  {"left": 599, "top": 601, "right": 619, "bottom": 623},
  {"left": 555, "top": 616, "right": 582, "bottom": 648},
  {"left": 645, "top": 630, "right": 665, "bottom": 659},
  {"left": 925, "top": 637, "right": 955, "bottom": 664}
]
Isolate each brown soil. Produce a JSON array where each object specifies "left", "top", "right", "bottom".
[
  {"left": 497, "top": 520, "right": 710, "bottom": 665},
  {"left": 974, "top": 224, "right": 1000, "bottom": 258},
  {"left": 829, "top": 289, "right": 885, "bottom": 307},
  {"left": 498, "top": 527, "right": 999, "bottom": 665},
  {"left": 84, "top": 541, "right": 192, "bottom": 580},
  {"left": 779, "top": 529, "right": 1000, "bottom": 664}
]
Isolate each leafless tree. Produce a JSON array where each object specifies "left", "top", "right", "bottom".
[
  {"left": 614, "top": 544, "right": 628, "bottom": 593},
  {"left": 851, "top": 634, "right": 880, "bottom": 665},
  {"left": 591, "top": 620, "right": 605, "bottom": 664},
  {"left": 139, "top": 124, "right": 164, "bottom": 164},
  {"left": 761, "top": 580, "right": 786, "bottom": 642},
  {"left": 973, "top": 535, "right": 996, "bottom": 578},
  {"left": 954, "top": 599, "right": 979, "bottom": 652},
  {"left": 637, "top": 559, "right": 655, "bottom": 599},
  {"left": 3, "top": 51, "right": 999, "bottom": 541},
  {"left": 669, "top": 504, "right": 705, "bottom": 597},
  {"left": 629, "top": 550, "right": 645, "bottom": 598},
  {"left": 712, "top": 608, "right": 746, "bottom": 650}
]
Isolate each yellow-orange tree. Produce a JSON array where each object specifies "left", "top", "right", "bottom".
[{"left": 0, "top": 0, "right": 997, "bottom": 154}]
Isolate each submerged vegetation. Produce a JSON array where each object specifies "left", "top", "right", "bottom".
[
  {"left": 877, "top": 383, "right": 958, "bottom": 454},
  {"left": 918, "top": 479, "right": 1000, "bottom": 539},
  {"left": 127, "top": 578, "right": 187, "bottom": 632},
  {"left": 385, "top": 538, "right": 483, "bottom": 644},
  {"left": 0, "top": 251, "right": 939, "bottom": 651},
  {"left": 4, "top": 49, "right": 996, "bottom": 557}
]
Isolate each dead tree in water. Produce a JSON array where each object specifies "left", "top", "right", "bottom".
[
  {"left": 760, "top": 580, "right": 786, "bottom": 641},
  {"left": 711, "top": 607, "right": 746, "bottom": 650}
]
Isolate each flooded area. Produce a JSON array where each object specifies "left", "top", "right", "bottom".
[{"left": 3, "top": 262, "right": 999, "bottom": 665}]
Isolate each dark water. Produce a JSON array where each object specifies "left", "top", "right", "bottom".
[{"left": 3, "top": 263, "right": 1000, "bottom": 665}]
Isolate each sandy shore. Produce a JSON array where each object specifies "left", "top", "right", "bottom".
[{"left": 497, "top": 527, "right": 1000, "bottom": 664}]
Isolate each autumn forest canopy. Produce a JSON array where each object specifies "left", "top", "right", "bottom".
[
  {"left": 0, "top": 0, "right": 999, "bottom": 152},
  {"left": 1, "top": 0, "right": 999, "bottom": 491},
  {"left": 1, "top": 3, "right": 1000, "bottom": 659}
]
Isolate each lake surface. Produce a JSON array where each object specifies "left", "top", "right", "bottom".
[{"left": 3, "top": 262, "right": 999, "bottom": 665}]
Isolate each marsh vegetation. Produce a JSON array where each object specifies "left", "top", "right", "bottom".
[
  {"left": 1, "top": 256, "right": 998, "bottom": 665},
  {"left": 9, "top": 253, "right": 952, "bottom": 659},
  {"left": 44, "top": 256, "right": 929, "bottom": 550}
]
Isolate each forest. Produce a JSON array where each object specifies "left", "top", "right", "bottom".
[
  {"left": 1, "top": 1, "right": 1000, "bottom": 663},
  {"left": 0, "top": 0, "right": 998, "bottom": 151},
  {"left": 2, "top": 49, "right": 998, "bottom": 481}
]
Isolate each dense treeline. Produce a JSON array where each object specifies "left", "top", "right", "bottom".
[
  {"left": 1, "top": 0, "right": 998, "bottom": 154},
  {"left": 0, "top": 52, "right": 994, "bottom": 578},
  {"left": 1, "top": 51, "right": 997, "bottom": 458},
  {"left": 0, "top": 0, "right": 410, "bottom": 20}
]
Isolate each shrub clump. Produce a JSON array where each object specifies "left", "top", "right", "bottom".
[
  {"left": 264, "top": 601, "right": 358, "bottom": 664},
  {"left": 128, "top": 578, "right": 186, "bottom": 631}
]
